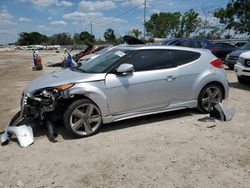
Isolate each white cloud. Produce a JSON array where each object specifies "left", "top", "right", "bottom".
[
  {"left": 19, "top": 17, "right": 31, "bottom": 22},
  {"left": 0, "top": 9, "right": 17, "bottom": 44},
  {"left": 59, "top": 0, "right": 73, "bottom": 7},
  {"left": 19, "top": 0, "right": 73, "bottom": 7},
  {"left": 121, "top": 0, "right": 144, "bottom": 6},
  {"left": 63, "top": 11, "right": 126, "bottom": 26},
  {"left": 0, "top": 9, "right": 13, "bottom": 20},
  {"left": 48, "top": 16, "right": 53, "bottom": 20},
  {"left": 63, "top": 12, "right": 102, "bottom": 20},
  {"left": 50, "top": 20, "right": 67, "bottom": 27},
  {"left": 20, "top": 0, "right": 56, "bottom": 7},
  {"left": 79, "top": 1, "right": 116, "bottom": 12},
  {"left": 38, "top": 25, "right": 50, "bottom": 31}
]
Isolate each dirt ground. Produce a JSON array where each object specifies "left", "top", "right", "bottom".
[{"left": 0, "top": 49, "right": 249, "bottom": 188}]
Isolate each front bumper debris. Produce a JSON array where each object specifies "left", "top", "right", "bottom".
[{"left": 1, "top": 124, "right": 34, "bottom": 147}]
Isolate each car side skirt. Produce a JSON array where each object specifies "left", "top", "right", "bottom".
[{"left": 102, "top": 100, "right": 197, "bottom": 124}]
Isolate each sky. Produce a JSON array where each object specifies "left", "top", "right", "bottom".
[{"left": 0, "top": 0, "right": 229, "bottom": 44}]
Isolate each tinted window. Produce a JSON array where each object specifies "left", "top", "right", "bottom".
[
  {"left": 241, "top": 43, "right": 250, "bottom": 50},
  {"left": 195, "top": 41, "right": 205, "bottom": 48},
  {"left": 174, "top": 50, "right": 201, "bottom": 66},
  {"left": 124, "top": 50, "right": 176, "bottom": 71},
  {"left": 174, "top": 40, "right": 191, "bottom": 47}
]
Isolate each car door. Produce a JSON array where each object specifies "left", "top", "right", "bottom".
[{"left": 104, "top": 49, "right": 178, "bottom": 115}]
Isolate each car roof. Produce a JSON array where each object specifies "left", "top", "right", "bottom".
[{"left": 114, "top": 44, "right": 211, "bottom": 54}]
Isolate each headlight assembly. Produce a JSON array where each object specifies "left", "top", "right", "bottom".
[{"left": 54, "top": 83, "right": 74, "bottom": 91}]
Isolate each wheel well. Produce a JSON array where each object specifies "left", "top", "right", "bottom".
[
  {"left": 63, "top": 94, "right": 98, "bottom": 107},
  {"left": 200, "top": 81, "right": 225, "bottom": 99}
]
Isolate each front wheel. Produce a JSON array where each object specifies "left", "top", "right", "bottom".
[
  {"left": 63, "top": 99, "right": 102, "bottom": 138},
  {"left": 197, "top": 84, "right": 223, "bottom": 113}
]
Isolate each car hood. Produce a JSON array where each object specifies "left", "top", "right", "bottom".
[
  {"left": 229, "top": 49, "right": 248, "bottom": 56},
  {"left": 24, "top": 68, "right": 106, "bottom": 93}
]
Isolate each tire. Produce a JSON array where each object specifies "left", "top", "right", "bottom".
[
  {"left": 237, "top": 76, "right": 248, "bottom": 85},
  {"left": 228, "top": 65, "right": 234, "bottom": 70},
  {"left": 63, "top": 99, "right": 102, "bottom": 138},
  {"left": 197, "top": 84, "right": 223, "bottom": 113}
]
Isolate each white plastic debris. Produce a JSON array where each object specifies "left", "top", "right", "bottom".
[{"left": 1, "top": 124, "right": 34, "bottom": 147}]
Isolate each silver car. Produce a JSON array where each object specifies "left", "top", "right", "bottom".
[{"left": 7, "top": 45, "right": 229, "bottom": 138}]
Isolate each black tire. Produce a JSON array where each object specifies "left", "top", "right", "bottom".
[
  {"left": 237, "top": 76, "right": 248, "bottom": 85},
  {"left": 228, "top": 65, "right": 234, "bottom": 70},
  {"left": 63, "top": 99, "right": 102, "bottom": 138},
  {"left": 197, "top": 84, "right": 223, "bottom": 113}
]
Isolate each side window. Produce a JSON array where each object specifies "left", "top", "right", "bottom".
[
  {"left": 174, "top": 50, "right": 201, "bottom": 66},
  {"left": 194, "top": 41, "right": 205, "bottom": 48},
  {"left": 125, "top": 50, "right": 176, "bottom": 71},
  {"left": 174, "top": 40, "right": 191, "bottom": 47},
  {"left": 223, "top": 43, "right": 235, "bottom": 50}
]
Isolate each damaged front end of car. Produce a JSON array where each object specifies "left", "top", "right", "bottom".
[{"left": 1, "top": 83, "right": 74, "bottom": 147}]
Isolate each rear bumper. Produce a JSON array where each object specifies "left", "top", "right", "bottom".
[
  {"left": 224, "top": 60, "right": 237, "bottom": 66},
  {"left": 234, "top": 63, "right": 250, "bottom": 77}
]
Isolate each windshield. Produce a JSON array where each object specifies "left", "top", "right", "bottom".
[
  {"left": 95, "top": 46, "right": 112, "bottom": 54},
  {"left": 78, "top": 48, "right": 129, "bottom": 73},
  {"left": 241, "top": 42, "right": 250, "bottom": 50}
]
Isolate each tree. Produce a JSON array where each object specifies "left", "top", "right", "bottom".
[
  {"left": 17, "top": 32, "right": 48, "bottom": 45},
  {"left": 145, "top": 12, "right": 181, "bottom": 38},
  {"left": 48, "top": 32, "right": 72, "bottom": 45},
  {"left": 177, "top": 9, "right": 201, "bottom": 37},
  {"left": 231, "top": 0, "right": 250, "bottom": 35},
  {"left": 104, "top": 28, "right": 116, "bottom": 43},
  {"left": 79, "top": 31, "right": 95, "bottom": 44},
  {"left": 214, "top": 4, "right": 235, "bottom": 38},
  {"left": 145, "top": 10, "right": 201, "bottom": 38},
  {"left": 131, "top": 28, "right": 142, "bottom": 38}
]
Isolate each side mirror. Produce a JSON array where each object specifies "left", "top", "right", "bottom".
[{"left": 116, "top": 63, "right": 134, "bottom": 75}]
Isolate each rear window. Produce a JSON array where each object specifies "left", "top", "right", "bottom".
[{"left": 174, "top": 50, "right": 201, "bottom": 66}]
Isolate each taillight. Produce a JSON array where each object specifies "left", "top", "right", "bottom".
[
  {"left": 210, "top": 58, "right": 224, "bottom": 68},
  {"left": 211, "top": 47, "right": 217, "bottom": 52}
]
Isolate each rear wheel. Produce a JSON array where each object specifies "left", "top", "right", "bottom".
[
  {"left": 197, "top": 84, "right": 223, "bottom": 113},
  {"left": 63, "top": 99, "right": 102, "bottom": 138}
]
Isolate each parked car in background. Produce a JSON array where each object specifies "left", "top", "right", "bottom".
[
  {"left": 234, "top": 51, "right": 250, "bottom": 84},
  {"left": 4, "top": 45, "right": 229, "bottom": 138},
  {"left": 225, "top": 42, "right": 250, "bottom": 69},
  {"left": 157, "top": 38, "right": 217, "bottom": 53},
  {"left": 78, "top": 46, "right": 112, "bottom": 65},
  {"left": 212, "top": 42, "right": 238, "bottom": 59},
  {"left": 233, "top": 41, "right": 248, "bottom": 48}
]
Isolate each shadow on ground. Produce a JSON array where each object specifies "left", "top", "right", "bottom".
[
  {"left": 229, "top": 81, "right": 250, "bottom": 91},
  {"left": 31, "top": 108, "right": 199, "bottom": 142}
]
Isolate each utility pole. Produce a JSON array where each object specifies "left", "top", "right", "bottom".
[
  {"left": 143, "top": 0, "right": 146, "bottom": 39},
  {"left": 90, "top": 22, "right": 93, "bottom": 35}
]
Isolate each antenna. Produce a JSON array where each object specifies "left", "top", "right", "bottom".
[
  {"left": 144, "top": 0, "right": 146, "bottom": 39},
  {"left": 90, "top": 22, "right": 93, "bottom": 35}
]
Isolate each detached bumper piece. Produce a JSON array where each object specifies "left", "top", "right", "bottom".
[
  {"left": 210, "top": 103, "right": 236, "bottom": 122},
  {"left": 1, "top": 124, "right": 34, "bottom": 147}
]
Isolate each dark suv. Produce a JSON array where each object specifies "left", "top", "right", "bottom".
[
  {"left": 157, "top": 38, "right": 216, "bottom": 53},
  {"left": 225, "top": 42, "right": 250, "bottom": 69}
]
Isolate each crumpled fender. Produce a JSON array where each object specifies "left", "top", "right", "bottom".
[
  {"left": 66, "top": 83, "right": 110, "bottom": 117},
  {"left": 1, "top": 124, "right": 34, "bottom": 147}
]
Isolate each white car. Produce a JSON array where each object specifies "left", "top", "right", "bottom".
[
  {"left": 1, "top": 45, "right": 229, "bottom": 140},
  {"left": 234, "top": 51, "right": 250, "bottom": 84}
]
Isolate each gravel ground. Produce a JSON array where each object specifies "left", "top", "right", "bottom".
[{"left": 0, "top": 50, "right": 249, "bottom": 188}]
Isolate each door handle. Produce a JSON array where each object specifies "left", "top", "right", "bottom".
[{"left": 165, "top": 76, "right": 176, "bottom": 82}]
